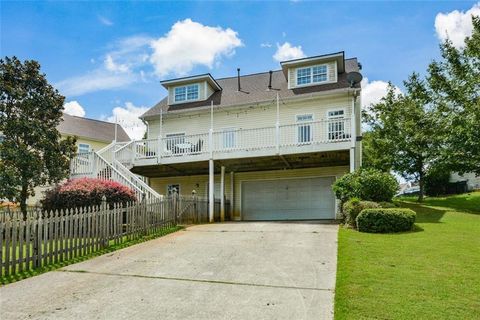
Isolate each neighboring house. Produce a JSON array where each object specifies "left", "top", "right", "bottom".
[
  {"left": 27, "top": 113, "right": 130, "bottom": 205},
  {"left": 450, "top": 172, "right": 480, "bottom": 191},
  {"left": 119, "top": 51, "right": 363, "bottom": 221}
]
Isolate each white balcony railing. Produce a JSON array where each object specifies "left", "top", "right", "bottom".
[{"left": 127, "top": 118, "right": 352, "bottom": 164}]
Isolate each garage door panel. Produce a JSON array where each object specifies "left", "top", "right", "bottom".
[{"left": 242, "top": 177, "right": 335, "bottom": 220}]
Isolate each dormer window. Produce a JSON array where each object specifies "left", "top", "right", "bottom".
[
  {"left": 296, "top": 65, "right": 328, "bottom": 86},
  {"left": 174, "top": 84, "right": 199, "bottom": 102}
]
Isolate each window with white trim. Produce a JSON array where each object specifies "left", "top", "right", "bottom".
[
  {"left": 296, "top": 65, "right": 328, "bottom": 86},
  {"left": 167, "top": 184, "right": 180, "bottom": 196},
  {"left": 165, "top": 133, "right": 185, "bottom": 152},
  {"left": 296, "top": 114, "right": 313, "bottom": 144},
  {"left": 222, "top": 128, "right": 236, "bottom": 149},
  {"left": 174, "top": 84, "right": 199, "bottom": 102},
  {"left": 327, "top": 109, "right": 347, "bottom": 140},
  {"left": 78, "top": 143, "right": 90, "bottom": 154}
]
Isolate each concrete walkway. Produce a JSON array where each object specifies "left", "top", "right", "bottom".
[{"left": 0, "top": 222, "right": 338, "bottom": 320}]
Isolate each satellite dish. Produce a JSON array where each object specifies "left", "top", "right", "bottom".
[{"left": 347, "top": 71, "right": 363, "bottom": 88}]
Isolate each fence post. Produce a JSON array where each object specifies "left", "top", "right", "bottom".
[
  {"left": 173, "top": 188, "right": 178, "bottom": 225},
  {"left": 32, "top": 212, "right": 40, "bottom": 268},
  {"left": 192, "top": 190, "right": 198, "bottom": 224},
  {"left": 101, "top": 196, "right": 108, "bottom": 247}
]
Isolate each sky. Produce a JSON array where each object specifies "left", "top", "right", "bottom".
[{"left": 1, "top": 1, "right": 479, "bottom": 139}]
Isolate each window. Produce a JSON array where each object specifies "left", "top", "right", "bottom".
[
  {"left": 165, "top": 133, "right": 186, "bottom": 153},
  {"left": 167, "top": 184, "right": 180, "bottom": 196},
  {"left": 327, "top": 109, "right": 346, "bottom": 140},
  {"left": 174, "top": 84, "right": 199, "bottom": 102},
  {"left": 296, "top": 65, "right": 328, "bottom": 86},
  {"left": 78, "top": 143, "right": 90, "bottom": 154},
  {"left": 296, "top": 114, "right": 313, "bottom": 144},
  {"left": 222, "top": 128, "right": 236, "bottom": 149}
]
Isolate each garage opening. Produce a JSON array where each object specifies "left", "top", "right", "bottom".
[{"left": 241, "top": 176, "right": 336, "bottom": 220}]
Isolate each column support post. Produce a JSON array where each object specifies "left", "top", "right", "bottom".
[
  {"left": 209, "top": 159, "right": 214, "bottom": 223},
  {"left": 220, "top": 166, "right": 225, "bottom": 222}
]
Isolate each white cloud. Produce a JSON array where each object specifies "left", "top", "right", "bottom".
[
  {"left": 361, "top": 77, "right": 402, "bottom": 111},
  {"left": 56, "top": 70, "right": 137, "bottom": 96},
  {"left": 63, "top": 101, "right": 86, "bottom": 117},
  {"left": 104, "top": 54, "right": 130, "bottom": 73},
  {"left": 149, "top": 19, "right": 243, "bottom": 76},
  {"left": 103, "top": 102, "right": 148, "bottom": 140},
  {"left": 260, "top": 42, "right": 272, "bottom": 48},
  {"left": 273, "top": 42, "right": 305, "bottom": 62},
  {"left": 98, "top": 15, "right": 113, "bottom": 26},
  {"left": 435, "top": 3, "right": 480, "bottom": 48}
]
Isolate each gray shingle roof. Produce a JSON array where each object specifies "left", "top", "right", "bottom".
[
  {"left": 58, "top": 113, "right": 131, "bottom": 142},
  {"left": 141, "top": 57, "right": 359, "bottom": 119}
]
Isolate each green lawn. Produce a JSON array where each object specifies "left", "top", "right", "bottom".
[{"left": 334, "top": 191, "right": 480, "bottom": 320}]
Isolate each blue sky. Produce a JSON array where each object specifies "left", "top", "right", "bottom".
[{"left": 1, "top": 1, "right": 479, "bottom": 138}]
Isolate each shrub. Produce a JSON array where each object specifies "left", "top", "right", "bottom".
[
  {"left": 379, "top": 201, "right": 397, "bottom": 208},
  {"left": 424, "top": 165, "right": 451, "bottom": 196},
  {"left": 42, "top": 178, "right": 137, "bottom": 212},
  {"left": 356, "top": 208, "right": 416, "bottom": 233},
  {"left": 343, "top": 198, "right": 380, "bottom": 228},
  {"left": 333, "top": 168, "right": 399, "bottom": 203}
]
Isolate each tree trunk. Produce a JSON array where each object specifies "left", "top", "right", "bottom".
[
  {"left": 20, "top": 184, "right": 28, "bottom": 220},
  {"left": 418, "top": 171, "right": 424, "bottom": 202}
]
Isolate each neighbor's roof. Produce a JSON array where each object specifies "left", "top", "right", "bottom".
[
  {"left": 141, "top": 57, "right": 359, "bottom": 119},
  {"left": 58, "top": 113, "right": 131, "bottom": 142}
]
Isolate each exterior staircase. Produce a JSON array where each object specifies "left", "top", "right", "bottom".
[{"left": 69, "top": 141, "right": 162, "bottom": 201}]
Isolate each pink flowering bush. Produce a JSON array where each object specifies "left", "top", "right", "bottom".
[{"left": 42, "top": 178, "right": 137, "bottom": 211}]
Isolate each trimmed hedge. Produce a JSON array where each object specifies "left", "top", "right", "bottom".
[
  {"left": 333, "top": 168, "right": 399, "bottom": 203},
  {"left": 343, "top": 198, "right": 380, "bottom": 228},
  {"left": 42, "top": 178, "right": 137, "bottom": 211},
  {"left": 356, "top": 208, "right": 416, "bottom": 233}
]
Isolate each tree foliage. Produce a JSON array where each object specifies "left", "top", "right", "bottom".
[
  {"left": 364, "top": 74, "right": 441, "bottom": 201},
  {"left": 0, "top": 56, "right": 77, "bottom": 215},
  {"left": 427, "top": 15, "right": 480, "bottom": 175}
]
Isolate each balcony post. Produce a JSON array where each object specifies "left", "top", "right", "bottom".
[
  {"left": 220, "top": 166, "right": 225, "bottom": 222},
  {"left": 158, "top": 109, "right": 163, "bottom": 163},
  {"left": 276, "top": 92, "right": 280, "bottom": 154},
  {"left": 350, "top": 96, "right": 356, "bottom": 172}
]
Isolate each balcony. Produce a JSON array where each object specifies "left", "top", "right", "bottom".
[{"left": 116, "top": 118, "right": 353, "bottom": 167}]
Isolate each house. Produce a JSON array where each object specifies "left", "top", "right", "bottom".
[
  {"left": 450, "top": 172, "right": 480, "bottom": 191},
  {"left": 116, "top": 51, "right": 361, "bottom": 221},
  {"left": 27, "top": 113, "right": 130, "bottom": 205}
]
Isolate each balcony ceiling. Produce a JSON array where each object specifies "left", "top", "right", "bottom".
[{"left": 130, "top": 150, "right": 349, "bottom": 178}]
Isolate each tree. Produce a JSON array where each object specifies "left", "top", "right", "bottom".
[
  {"left": 361, "top": 131, "right": 392, "bottom": 172},
  {"left": 364, "top": 74, "right": 441, "bottom": 201},
  {"left": 0, "top": 57, "right": 77, "bottom": 216},
  {"left": 428, "top": 15, "right": 480, "bottom": 175}
]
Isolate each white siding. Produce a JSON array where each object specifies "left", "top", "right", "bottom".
[
  {"left": 148, "top": 95, "right": 353, "bottom": 138},
  {"left": 450, "top": 172, "right": 480, "bottom": 191}
]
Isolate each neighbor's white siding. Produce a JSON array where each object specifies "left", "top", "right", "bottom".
[
  {"left": 149, "top": 165, "right": 349, "bottom": 220},
  {"left": 450, "top": 172, "right": 480, "bottom": 191},
  {"left": 147, "top": 94, "right": 352, "bottom": 139}
]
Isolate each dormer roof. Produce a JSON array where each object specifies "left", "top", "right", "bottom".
[
  {"left": 160, "top": 73, "right": 222, "bottom": 91},
  {"left": 280, "top": 51, "right": 345, "bottom": 77}
]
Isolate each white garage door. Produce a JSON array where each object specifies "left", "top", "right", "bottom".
[{"left": 241, "top": 177, "right": 336, "bottom": 220}]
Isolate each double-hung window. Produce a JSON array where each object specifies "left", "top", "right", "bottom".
[
  {"left": 165, "top": 133, "right": 186, "bottom": 153},
  {"left": 327, "top": 109, "right": 346, "bottom": 140},
  {"left": 174, "top": 84, "right": 199, "bottom": 103},
  {"left": 222, "top": 128, "right": 236, "bottom": 149},
  {"left": 296, "top": 65, "right": 328, "bottom": 86},
  {"left": 167, "top": 184, "right": 180, "bottom": 196},
  {"left": 296, "top": 114, "right": 314, "bottom": 144},
  {"left": 78, "top": 143, "right": 90, "bottom": 154}
]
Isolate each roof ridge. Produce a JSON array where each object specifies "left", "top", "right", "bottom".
[{"left": 63, "top": 113, "right": 116, "bottom": 126}]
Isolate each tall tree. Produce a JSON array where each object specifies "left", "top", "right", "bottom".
[
  {"left": 428, "top": 15, "right": 480, "bottom": 175},
  {"left": 364, "top": 75, "right": 441, "bottom": 201},
  {"left": 0, "top": 57, "right": 77, "bottom": 216}
]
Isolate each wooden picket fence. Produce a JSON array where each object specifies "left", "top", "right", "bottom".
[{"left": 0, "top": 197, "right": 179, "bottom": 277}]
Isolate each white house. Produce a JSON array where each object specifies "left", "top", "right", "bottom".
[{"left": 71, "top": 51, "right": 363, "bottom": 221}]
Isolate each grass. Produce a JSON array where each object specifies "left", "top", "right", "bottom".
[
  {"left": 1, "top": 226, "right": 183, "bottom": 285},
  {"left": 334, "top": 191, "right": 480, "bottom": 320}
]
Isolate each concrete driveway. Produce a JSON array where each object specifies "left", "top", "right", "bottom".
[{"left": 0, "top": 222, "right": 338, "bottom": 320}]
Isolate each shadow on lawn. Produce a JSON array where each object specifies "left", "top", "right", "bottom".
[{"left": 397, "top": 201, "right": 446, "bottom": 224}]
